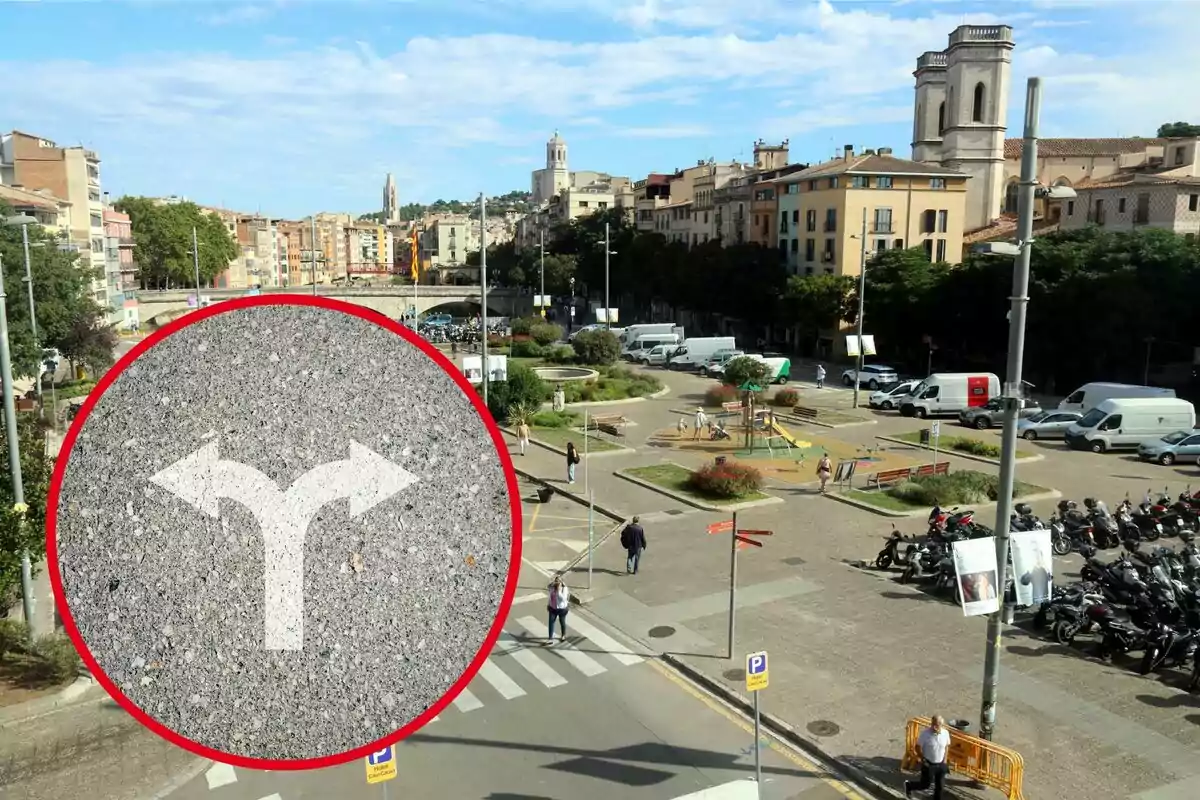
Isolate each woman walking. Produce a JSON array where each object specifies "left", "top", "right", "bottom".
[
  {"left": 816, "top": 452, "right": 833, "bottom": 494},
  {"left": 547, "top": 576, "right": 570, "bottom": 642},
  {"left": 566, "top": 442, "right": 580, "bottom": 484},
  {"left": 516, "top": 419, "right": 531, "bottom": 456}
]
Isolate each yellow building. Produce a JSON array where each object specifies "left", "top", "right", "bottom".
[{"left": 774, "top": 146, "right": 969, "bottom": 277}]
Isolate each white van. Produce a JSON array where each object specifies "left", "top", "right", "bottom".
[
  {"left": 624, "top": 334, "right": 681, "bottom": 361},
  {"left": 619, "top": 323, "right": 677, "bottom": 347},
  {"left": 899, "top": 373, "right": 1001, "bottom": 419},
  {"left": 698, "top": 349, "right": 745, "bottom": 376},
  {"left": 667, "top": 337, "right": 737, "bottom": 371},
  {"left": 1058, "top": 382, "right": 1175, "bottom": 413},
  {"left": 1064, "top": 397, "right": 1196, "bottom": 453}
]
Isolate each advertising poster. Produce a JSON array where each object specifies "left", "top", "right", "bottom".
[
  {"left": 461, "top": 355, "right": 508, "bottom": 384},
  {"left": 951, "top": 537, "right": 1001, "bottom": 617},
  {"left": 1011, "top": 529, "right": 1054, "bottom": 607}
]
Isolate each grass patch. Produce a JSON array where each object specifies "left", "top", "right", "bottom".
[
  {"left": 809, "top": 410, "right": 869, "bottom": 425},
  {"left": 531, "top": 426, "right": 621, "bottom": 453},
  {"left": 531, "top": 410, "right": 579, "bottom": 428},
  {"left": 847, "top": 490, "right": 923, "bottom": 512},
  {"left": 894, "top": 431, "right": 1031, "bottom": 460},
  {"left": 847, "top": 469, "right": 1048, "bottom": 512},
  {"left": 562, "top": 365, "right": 662, "bottom": 404},
  {"left": 50, "top": 380, "right": 96, "bottom": 400},
  {"left": 626, "top": 463, "right": 769, "bottom": 505}
]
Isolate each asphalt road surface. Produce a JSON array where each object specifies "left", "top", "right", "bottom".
[
  {"left": 53, "top": 302, "right": 514, "bottom": 761},
  {"left": 163, "top": 605, "right": 857, "bottom": 800}
]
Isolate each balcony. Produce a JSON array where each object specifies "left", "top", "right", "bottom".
[
  {"left": 118, "top": 236, "right": 134, "bottom": 246},
  {"left": 84, "top": 149, "right": 100, "bottom": 162},
  {"left": 871, "top": 223, "right": 894, "bottom": 234},
  {"left": 916, "top": 51, "right": 947, "bottom": 70},
  {"left": 822, "top": 252, "right": 836, "bottom": 263}
]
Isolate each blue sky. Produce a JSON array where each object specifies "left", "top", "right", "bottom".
[{"left": 2, "top": 0, "right": 1194, "bottom": 219}]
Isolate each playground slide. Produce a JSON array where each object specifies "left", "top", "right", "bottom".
[{"left": 770, "top": 419, "right": 803, "bottom": 449}]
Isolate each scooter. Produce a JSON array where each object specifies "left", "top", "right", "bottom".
[{"left": 875, "top": 526, "right": 921, "bottom": 570}]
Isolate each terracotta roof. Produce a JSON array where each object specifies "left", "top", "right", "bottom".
[
  {"left": 776, "top": 153, "right": 965, "bottom": 184},
  {"left": 1004, "top": 138, "right": 1168, "bottom": 159},
  {"left": 0, "top": 183, "right": 69, "bottom": 211},
  {"left": 1076, "top": 172, "right": 1200, "bottom": 190}
]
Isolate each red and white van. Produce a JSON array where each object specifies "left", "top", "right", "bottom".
[{"left": 899, "top": 373, "right": 1001, "bottom": 419}]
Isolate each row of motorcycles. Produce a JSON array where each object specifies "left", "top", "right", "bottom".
[
  {"left": 872, "top": 492, "right": 1200, "bottom": 690},
  {"left": 415, "top": 320, "right": 505, "bottom": 345}
]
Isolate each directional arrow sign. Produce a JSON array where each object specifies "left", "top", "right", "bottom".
[
  {"left": 707, "top": 520, "right": 734, "bottom": 534},
  {"left": 735, "top": 535, "right": 764, "bottom": 548},
  {"left": 150, "top": 439, "right": 419, "bottom": 651}
]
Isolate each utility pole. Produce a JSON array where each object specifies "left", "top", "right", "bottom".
[
  {"left": 851, "top": 210, "right": 868, "bottom": 409},
  {"left": 191, "top": 226, "right": 202, "bottom": 305},
  {"left": 310, "top": 217, "right": 319, "bottom": 295},
  {"left": 480, "top": 193, "right": 489, "bottom": 407},
  {"left": 603, "top": 222, "right": 611, "bottom": 329},
  {"left": 15, "top": 222, "right": 41, "bottom": 404},
  {"left": 0, "top": 253, "right": 35, "bottom": 627},
  {"left": 980, "top": 76, "right": 1041, "bottom": 742},
  {"left": 539, "top": 228, "right": 545, "bottom": 319}
]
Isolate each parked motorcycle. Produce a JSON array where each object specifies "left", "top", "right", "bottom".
[
  {"left": 875, "top": 526, "right": 921, "bottom": 570},
  {"left": 1139, "top": 621, "right": 1199, "bottom": 675}
]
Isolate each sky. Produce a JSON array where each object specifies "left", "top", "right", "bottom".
[{"left": 2, "top": 0, "right": 1196, "bottom": 219}]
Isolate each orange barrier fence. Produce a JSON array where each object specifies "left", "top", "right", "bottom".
[{"left": 901, "top": 717, "right": 1026, "bottom": 800}]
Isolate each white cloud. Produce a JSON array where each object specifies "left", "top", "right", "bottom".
[
  {"left": 617, "top": 125, "right": 712, "bottom": 138},
  {"left": 203, "top": 4, "right": 272, "bottom": 26}
]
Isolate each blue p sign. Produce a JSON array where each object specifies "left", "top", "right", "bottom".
[
  {"left": 747, "top": 652, "right": 767, "bottom": 675},
  {"left": 368, "top": 746, "right": 394, "bottom": 765}
]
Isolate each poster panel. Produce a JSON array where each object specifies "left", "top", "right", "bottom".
[
  {"left": 951, "top": 537, "right": 1001, "bottom": 617},
  {"left": 1011, "top": 529, "right": 1054, "bottom": 607}
]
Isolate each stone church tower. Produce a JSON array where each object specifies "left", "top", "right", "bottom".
[
  {"left": 383, "top": 172, "right": 399, "bottom": 224},
  {"left": 911, "top": 25, "right": 1014, "bottom": 232}
]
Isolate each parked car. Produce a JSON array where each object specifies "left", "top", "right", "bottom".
[
  {"left": 640, "top": 344, "right": 679, "bottom": 367},
  {"left": 568, "top": 323, "right": 605, "bottom": 341},
  {"left": 698, "top": 349, "right": 745, "bottom": 377},
  {"left": 841, "top": 364, "right": 899, "bottom": 389},
  {"left": 1016, "top": 410, "right": 1083, "bottom": 440},
  {"left": 868, "top": 380, "right": 920, "bottom": 410},
  {"left": 959, "top": 397, "right": 1043, "bottom": 429},
  {"left": 1137, "top": 430, "right": 1200, "bottom": 465}
]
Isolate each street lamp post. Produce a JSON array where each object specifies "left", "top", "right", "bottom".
[
  {"left": 0, "top": 252, "right": 35, "bottom": 628},
  {"left": 539, "top": 229, "right": 546, "bottom": 320},
  {"left": 191, "top": 226, "right": 202, "bottom": 305},
  {"left": 568, "top": 275, "right": 575, "bottom": 336},
  {"left": 480, "top": 193, "right": 489, "bottom": 407},
  {"left": 310, "top": 217, "right": 319, "bottom": 295},
  {"left": 4, "top": 216, "right": 41, "bottom": 405},
  {"left": 603, "top": 223, "right": 611, "bottom": 328},
  {"left": 852, "top": 210, "right": 868, "bottom": 409}
]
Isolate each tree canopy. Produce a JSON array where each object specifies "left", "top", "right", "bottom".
[
  {"left": 362, "top": 190, "right": 533, "bottom": 223},
  {"left": 0, "top": 418, "right": 51, "bottom": 611},
  {"left": 1157, "top": 121, "right": 1200, "bottom": 138},
  {"left": 0, "top": 201, "right": 109, "bottom": 379},
  {"left": 113, "top": 197, "right": 237, "bottom": 289}
]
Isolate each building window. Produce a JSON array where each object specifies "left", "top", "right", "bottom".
[
  {"left": 823, "top": 239, "right": 836, "bottom": 262},
  {"left": 872, "top": 208, "right": 893, "bottom": 234},
  {"left": 875, "top": 239, "right": 888, "bottom": 252},
  {"left": 936, "top": 239, "right": 947, "bottom": 261},
  {"left": 851, "top": 176, "right": 869, "bottom": 189},
  {"left": 1135, "top": 193, "right": 1150, "bottom": 224},
  {"left": 930, "top": 178, "right": 946, "bottom": 190},
  {"left": 90, "top": 213, "right": 102, "bottom": 228},
  {"left": 824, "top": 209, "right": 837, "bottom": 232},
  {"left": 937, "top": 102, "right": 945, "bottom": 135},
  {"left": 1067, "top": 201, "right": 1075, "bottom": 216},
  {"left": 808, "top": 180, "right": 818, "bottom": 191},
  {"left": 806, "top": 209, "right": 817, "bottom": 232},
  {"left": 754, "top": 214, "right": 761, "bottom": 227},
  {"left": 579, "top": 201, "right": 589, "bottom": 208},
  {"left": 923, "top": 239, "right": 934, "bottom": 260},
  {"left": 787, "top": 183, "right": 800, "bottom": 194},
  {"left": 805, "top": 266, "right": 814, "bottom": 275},
  {"left": 779, "top": 240, "right": 788, "bottom": 256},
  {"left": 790, "top": 238, "right": 799, "bottom": 253},
  {"left": 972, "top": 82, "right": 986, "bottom": 123},
  {"left": 1176, "top": 147, "right": 1186, "bottom": 166},
  {"left": 1118, "top": 198, "right": 1127, "bottom": 213},
  {"left": 937, "top": 210, "right": 948, "bottom": 233},
  {"left": 805, "top": 239, "right": 816, "bottom": 261},
  {"left": 877, "top": 176, "right": 893, "bottom": 189},
  {"left": 921, "top": 209, "right": 936, "bottom": 233},
  {"left": 1190, "top": 194, "right": 1199, "bottom": 212},
  {"left": 792, "top": 209, "right": 799, "bottom": 224},
  {"left": 894, "top": 238, "right": 904, "bottom": 249},
  {"left": 1004, "top": 182, "right": 1019, "bottom": 214},
  {"left": 828, "top": 177, "right": 840, "bottom": 189},
  {"left": 780, "top": 211, "right": 789, "bottom": 234},
  {"left": 599, "top": 201, "right": 608, "bottom": 209}
]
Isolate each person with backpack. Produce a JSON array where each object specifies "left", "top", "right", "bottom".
[
  {"left": 566, "top": 441, "right": 580, "bottom": 484},
  {"left": 621, "top": 516, "right": 647, "bottom": 575}
]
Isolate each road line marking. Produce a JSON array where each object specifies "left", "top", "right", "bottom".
[
  {"left": 511, "top": 592, "right": 544, "bottom": 605},
  {"left": 205, "top": 763, "right": 238, "bottom": 789},
  {"left": 477, "top": 659, "right": 526, "bottom": 699},
  {"left": 256, "top": 795, "right": 283, "bottom": 800},
  {"left": 527, "top": 501, "right": 542, "bottom": 533},
  {"left": 453, "top": 688, "right": 483, "bottom": 712},
  {"left": 517, "top": 616, "right": 607, "bottom": 677},
  {"left": 670, "top": 779, "right": 759, "bottom": 799},
  {"left": 567, "top": 615, "right": 644, "bottom": 665},
  {"left": 500, "top": 633, "right": 568, "bottom": 688}
]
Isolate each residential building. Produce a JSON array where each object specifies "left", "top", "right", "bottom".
[
  {"left": 747, "top": 181, "right": 779, "bottom": 248},
  {"left": 690, "top": 161, "right": 750, "bottom": 247},
  {"left": 633, "top": 175, "right": 672, "bottom": 232},
  {"left": 344, "top": 222, "right": 395, "bottom": 279},
  {"left": 235, "top": 215, "right": 287, "bottom": 288},
  {"left": 709, "top": 140, "right": 798, "bottom": 246},
  {"left": 1, "top": 130, "right": 110, "bottom": 309},
  {"left": 276, "top": 221, "right": 305, "bottom": 286},
  {"left": 1059, "top": 137, "right": 1200, "bottom": 237},
  {"left": 0, "top": 183, "right": 72, "bottom": 233},
  {"left": 548, "top": 179, "right": 626, "bottom": 225},
  {"left": 774, "top": 146, "right": 969, "bottom": 277},
  {"left": 103, "top": 208, "right": 138, "bottom": 328},
  {"left": 418, "top": 215, "right": 477, "bottom": 282},
  {"left": 654, "top": 200, "right": 692, "bottom": 245},
  {"left": 910, "top": 25, "right": 1014, "bottom": 233}
]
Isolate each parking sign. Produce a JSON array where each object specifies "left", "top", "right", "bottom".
[
  {"left": 745, "top": 651, "right": 768, "bottom": 692},
  {"left": 365, "top": 745, "right": 397, "bottom": 784}
]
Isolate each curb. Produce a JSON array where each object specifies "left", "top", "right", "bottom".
[
  {"left": 825, "top": 488, "right": 1063, "bottom": 519},
  {"left": 0, "top": 675, "right": 98, "bottom": 727},
  {"left": 612, "top": 466, "right": 785, "bottom": 512},
  {"left": 547, "top": 384, "right": 672, "bottom": 409},
  {"left": 511, "top": 466, "right": 626, "bottom": 521},
  {"left": 660, "top": 654, "right": 903, "bottom": 800},
  {"left": 500, "top": 426, "right": 636, "bottom": 458},
  {"left": 779, "top": 412, "right": 878, "bottom": 430},
  {"left": 876, "top": 435, "right": 1044, "bottom": 466}
]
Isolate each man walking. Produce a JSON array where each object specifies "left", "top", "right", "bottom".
[
  {"left": 905, "top": 715, "right": 951, "bottom": 799},
  {"left": 621, "top": 516, "right": 647, "bottom": 575},
  {"left": 815, "top": 364, "right": 826, "bottom": 389}
]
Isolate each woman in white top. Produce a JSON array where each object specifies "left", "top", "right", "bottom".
[{"left": 547, "top": 576, "right": 570, "bottom": 642}]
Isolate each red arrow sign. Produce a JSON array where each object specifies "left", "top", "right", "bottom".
[
  {"left": 737, "top": 529, "right": 773, "bottom": 537},
  {"left": 707, "top": 520, "right": 734, "bottom": 534},
  {"left": 735, "top": 535, "right": 764, "bottom": 548}
]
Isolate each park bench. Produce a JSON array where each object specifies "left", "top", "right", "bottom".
[
  {"left": 15, "top": 397, "right": 36, "bottom": 413},
  {"left": 792, "top": 406, "right": 820, "bottom": 421},
  {"left": 866, "top": 467, "right": 914, "bottom": 489},
  {"left": 913, "top": 462, "right": 951, "bottom": 479},
  {"left": 721, "top": 401, "right": 745, "bottom": 414},
  {"left": 587, "top": 414, "right": 628, "bottom": 439}
]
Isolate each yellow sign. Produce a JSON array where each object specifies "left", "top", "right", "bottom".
[
  {"left": 365, "top": 746, "right": 397, "bottom": 784},
  {"left": 745, "top": 651, "right": 769, "bottom": 692}
]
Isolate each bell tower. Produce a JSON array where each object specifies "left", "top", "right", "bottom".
[{"left": 911, "top": 51, "right": 948, "bottom": 165}]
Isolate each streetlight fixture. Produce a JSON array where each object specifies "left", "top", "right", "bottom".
[
  {"left": 3, "top": 215, "right": 42, "bottom": 403},
  {"left": 602, "top": 222, "right": 617, "bottom": 329},
  {"left": 848, "top": 209, "right": 869, "bottom": 409},
  {"left": 479, "top": 193, "right": 489, "bottom": 407}
]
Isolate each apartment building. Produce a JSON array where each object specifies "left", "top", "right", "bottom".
[
  {"left": 632, "top": 175, "right": 672, "bottom": 232},
  {"left": 1, "top": 130, "right": 110, "bottom": 309},
  {"left": 747, "top": 181, "right": 779, "bottom": 248},
  {"left": 103, "top": 208, "right": 138, "bottom": 327},
  {"left": 0, "top": 183, "right": 72, "bottom": 233},
  {"left": 1059, "top": 137, "right": 1200, "bottom": 237},
  {"left": 345, "top": 222, "right": 395, "bottom": 278},
  {"left": 420, "top": 215, "right": 473, "bottom": 269},
  {"left": 653, "top": 200, "right": 692, "bottom": 245},
  {"left": 774, "top": 146, "right": 969, "bottom": 276},
  {"left": 690, "top": 162, "right": 750, "bottom": 247}
]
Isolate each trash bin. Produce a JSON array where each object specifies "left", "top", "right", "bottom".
[
  {"left": 715, "top": 456, "right": 727, "bottom": 466},
  {"left": 537, "top": 487, "right": 554, "bottom": 503}
]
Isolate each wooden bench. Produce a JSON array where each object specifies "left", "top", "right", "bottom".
[
  {"left": 721, "top": 401, "right": 745, "bottom": 414},
  {"left": 913, "top": 461, "right": 951, "bottom": 479},
  {"left": 866, "top": 467, "right": 914, "bottom": 489},
  {"left": 792, "top": 406, "right": 820, "bottom": 421},
  {"left": 587, "top": 414, "right": 628, "bottom": 439}
]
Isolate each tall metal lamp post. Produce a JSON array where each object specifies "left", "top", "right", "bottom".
[
  {"left": 4, "top": 216, "right": 41, "bottom": 403},
  {"left": 602, "top": 223, "right": 617, "bottom": 328},
  {"left": 849, "top": 209, "right": 869, "bottom": 409}
]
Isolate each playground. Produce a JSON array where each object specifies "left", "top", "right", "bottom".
[{"left": 650, "top": 402, "right": 920, "bottom": 487}]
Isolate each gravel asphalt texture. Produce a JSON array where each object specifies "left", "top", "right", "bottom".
[{"left": 53, "top": 303, "right": 514, "bottom": 761}]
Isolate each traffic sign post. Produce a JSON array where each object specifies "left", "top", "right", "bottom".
[
  {"left": 708, "top": 515, "right": 772, "bottom": 660},
  {"left": 931, "top": 420, "right": 941, "bottom": 468},
  {"left": 746, "top": 651, "right": 769, "bottom": 795},
  {"left": 366, "top": 745, "right": 397, "bottom": 795}
]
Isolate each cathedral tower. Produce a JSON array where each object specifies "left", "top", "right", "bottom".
[{"left": 383, "top": 173, "right": 399, "bottom": 224}]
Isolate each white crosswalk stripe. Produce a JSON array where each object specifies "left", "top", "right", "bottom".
[
  {"left": 478, "top": 658, "right": 527, "bottom": 699},
  {"left": 515, "top": 617, "right": 607, "bottom": 677},
  {"left": 500, "top": 633, "right": 568, "bottom": 687},
  {"left": 562, "top": 615, "right": 644, "bottom": 666}
]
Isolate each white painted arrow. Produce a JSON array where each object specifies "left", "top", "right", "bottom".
[{"left": 150, "top": 440, "right": 419, "bottom": 651}]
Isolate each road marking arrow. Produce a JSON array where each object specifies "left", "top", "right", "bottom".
[{"left": 150, "top": 439, "right": 419, "bottom": 651}]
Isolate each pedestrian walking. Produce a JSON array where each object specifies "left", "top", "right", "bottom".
[
  {"left": 816, "top": 452, "right": 833, "bottom": 494},
  {"left": 904, "top": 715, "right": 951, "bottom": 799},
  {"left": 692, "top": 407, "right": 708, "bottom": 441},
  {"left": 566, "top": 441, "right": 580, "bottom": 484},
  {"left": 547, "top": 576, "right": 570, "bottom": 642},
  {"left": 516, "top": 420, "right": 531, "bottom": 456},
  {"left": 815, "top": 364, "right": 826, "bottom": 389},
  {"left": 621, "top": 516, "right": 647, "bottom": 574}
]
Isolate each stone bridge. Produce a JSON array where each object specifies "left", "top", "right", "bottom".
[{"left": 134, "top": 285, "right": 531, "bottom": 328}]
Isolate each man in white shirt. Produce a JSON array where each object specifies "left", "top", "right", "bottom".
[{"left": 905, "top": 715, "right": 951, "bottom": 798}]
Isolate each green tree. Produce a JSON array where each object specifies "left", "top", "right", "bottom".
[
  {"left": 114, "top": 197, "right": 237, "bottom": 289},
  {"left": 571, "top": 329, "right": 620, "bottom": 365},
  {"left": 722, "top": 356, "right": 771, "bottom": 387},
  {"left": 58, "top": 314, "right": 120, "bottom": 377},
  {"left": 529, "top": 322, "right": 562, "bottom": 346},
  {"left": 783, "top": 272, "right": 856, "bottom": 349},
  {"left": 0, "top": 418, "right": 52, "bottom": 612},
  {"left": 0, "top": 201, "right": 107, "bottom": 379},
  {"left": 1157, "top": 121, "right": 1200, "bottom": 138},
  {"left": 484, "top": 363, "right": 550, "bottom": 421}
]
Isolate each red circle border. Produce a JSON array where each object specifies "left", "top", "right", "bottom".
[{"left": 44, "top": 294, "right": 523, "bottom": 771}]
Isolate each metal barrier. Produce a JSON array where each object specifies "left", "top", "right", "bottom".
[{"left": 901, "top": 717, "right": 1026, "bottom": 800}]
